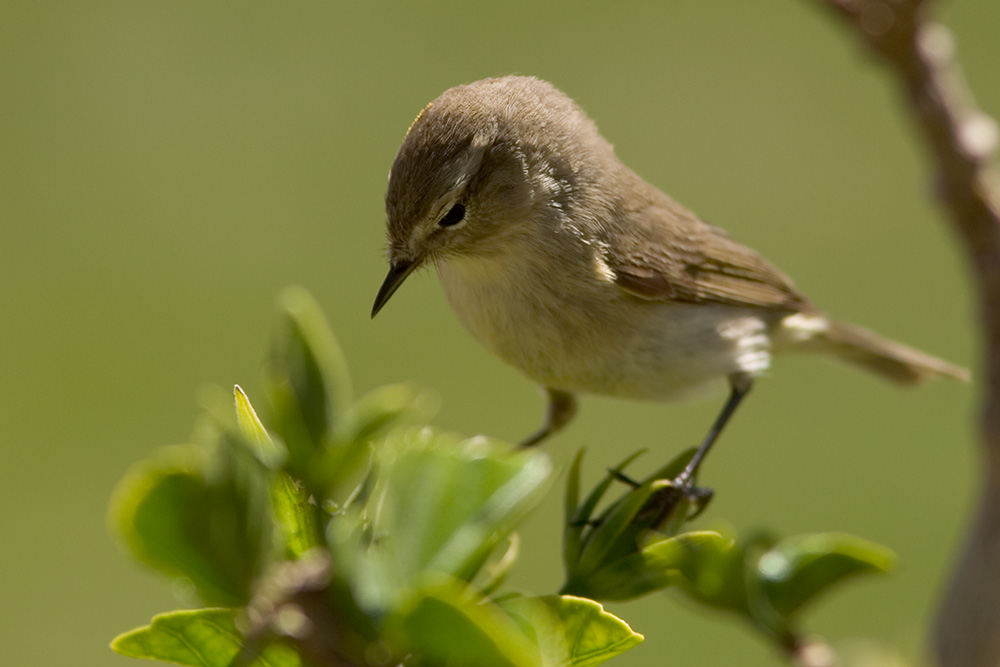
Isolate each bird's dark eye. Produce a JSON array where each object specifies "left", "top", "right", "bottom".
[{"left": 438, "top": 203, "right": 466, "bottom": 227}]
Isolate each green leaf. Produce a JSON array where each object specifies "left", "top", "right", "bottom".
[
  {"left": 562, "top": 449, "right": 586, "bottom": 572},
  {"left": 310, "top": 436, "right": 372, "bottom": 507},
  {"left": 234, "top": 385, "right": 285, "bottom": 469},
  {"left": 378, "top": 430, "right": 551, "bottom": 586},
  {"left": 563, "top": 450, "right": 648, "bottom": 578},
  {"left": 478, "top": 534, "right": 521, "bottom": 597},
  {"left": 661, "top": 530, "right": 895, "bottom": 645},
  {"left": 672, "top": 530, "right": 759, "bottom": 613},
  {"left": 337, "top": 382, "right": 427, "bottom": 443},
  {"left": 264, "top": 287, "right": 351, "bottom": 474},
  {"left": 109, "top": 437, "right": 274, "bottom": 606},
  {"left": 757, "top": 532, "right": 896, "bottom": 618},
  {"left": 573, "top": 478, "right": 672, "bottom": 577},
  {"left": 574, "top": 531, "right": 730, "bottom": 601},
  {"left": 110, "top": 447, "right": 244, "bottom": 605},
  {"left": 634, "top": 448, "right": 699, "bottom": 536},
  {"left": 111, "top": 608, "right": 302, "bottom": 667},
  {"left": 571, "top": 450, "right": 646, "bottom": 529},
  {"left": 733, "top": 532, "right": 785, "bottom": 636},
  {"left": 386, "top": 582, "right": 540, "bottom": 667},
  {"left": 500, "top": 595, "right": 643, "bottom": 667},
  {"left": 312, "top": 383, "right": 429, "bottom": 500},
  {"left": 563, "top": 450, "right": 715, "bottom": 597},
  {"left": 269, "top": 472, "right": 324, "bottom": 559},
  {"left": 233, "top": 385, "right": 322, "bottom": 559}
]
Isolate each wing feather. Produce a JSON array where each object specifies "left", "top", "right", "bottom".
[{"left": 600, "top": 187, "right": 810, "bottom": 312}]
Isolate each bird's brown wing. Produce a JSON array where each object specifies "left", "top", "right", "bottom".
[{"left": 600, "top": 190, "right": 810, "bottom": 312}]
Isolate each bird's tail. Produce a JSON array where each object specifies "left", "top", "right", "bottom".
[{"left": 811, "top": 319, "right": 969, "bottom": 385}]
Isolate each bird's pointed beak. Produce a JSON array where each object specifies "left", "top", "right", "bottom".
[{"left": 371, "top": 259, "right": 419, "bottom": 318}]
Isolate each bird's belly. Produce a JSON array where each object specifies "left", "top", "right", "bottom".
[{"left": 437, "top": 259, "right": 772, "bottom": 401}]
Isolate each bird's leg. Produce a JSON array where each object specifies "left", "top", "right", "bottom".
[
  {"left": 673, "top": 372, "right": 753, "bottom": 489},
  {"left": 638, "top": 374, "right": 751, "bottom": 531},
  {"left": 519, "top": 387, "right": 577, "bottom": 447}
]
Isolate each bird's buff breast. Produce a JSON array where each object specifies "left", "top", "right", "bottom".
[{"left": 436, "top": 255, "right": 770, "bottom": 401}]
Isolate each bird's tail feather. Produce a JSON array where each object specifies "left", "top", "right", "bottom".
[{"left": 812, "top": 320, "right": 969, "bottom": 385}]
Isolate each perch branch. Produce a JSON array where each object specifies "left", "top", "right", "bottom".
[{"left": 813, "top": 1, "right": 1000, "bottom": 665}]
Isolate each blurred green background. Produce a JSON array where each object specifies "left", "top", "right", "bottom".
[{"left": 2, "top": 2, "right": 995, "bottom": 665}]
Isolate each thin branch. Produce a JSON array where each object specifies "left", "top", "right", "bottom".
[{"left": 813, "top": 1, "right": 1000, "bottom": 665}]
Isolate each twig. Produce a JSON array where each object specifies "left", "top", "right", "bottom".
[{"left": 812, "top": 1, "right": 1000, "bottom": 665}]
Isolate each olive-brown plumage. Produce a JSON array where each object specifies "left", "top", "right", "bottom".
[{"left": 373, "top": 75, "right": 966, "bottom": 477}]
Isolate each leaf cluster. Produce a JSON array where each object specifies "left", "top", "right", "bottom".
[
  {"left": 560, "top": 449, "right": 894, "bottom": 649},
  {"left": 109, "top": 287, "right": 896, "bottom": 667},
  {"left": 110, "top": 288, "right": 640, "bottom": 667}
]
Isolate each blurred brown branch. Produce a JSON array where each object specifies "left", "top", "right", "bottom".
[{"left": 813, "top": 0, "right": 1000, "bottom": 665}]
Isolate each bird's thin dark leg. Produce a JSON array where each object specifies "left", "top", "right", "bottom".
[
  {"left": 519, "top": 387, "right": 577, "bottom": 447},
  {"left": 674, "top": 373, "right": 753, "bottom": 488}
]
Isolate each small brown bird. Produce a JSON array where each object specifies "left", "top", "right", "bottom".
[{"left": 372, "top": 75, "right": 966, "bottom": 487}]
